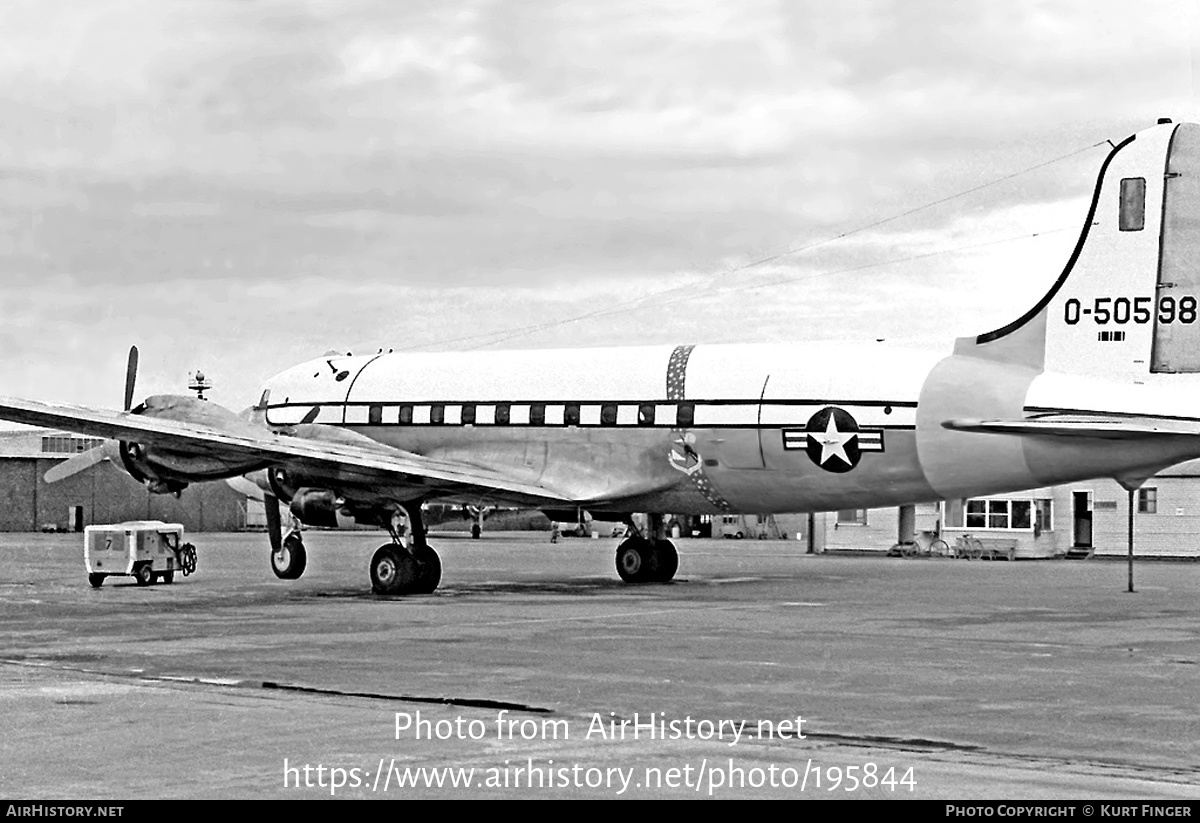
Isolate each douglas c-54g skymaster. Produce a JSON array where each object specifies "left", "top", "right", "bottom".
[{"left": 5, "top": 118, "right": 1200, "bottom": 595}]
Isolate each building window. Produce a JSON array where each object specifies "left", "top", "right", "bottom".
[
  {"left": 1138, "top": 487, "right": 1157, "bottom": 514},
  {"left": 960, "top": 498, "right": 1040, "bottom": 531},
  {"left": 41, "top": 436, "right": 104, "bottom": 454},
  {"left": 1119, "top": 177, "right": 1146, "bottom": 232},
  {"left": 1035, "top": 499, "right": 1053, "bottom": 532},
  {"left": 837, "top": 509, "right": 867, "bottom": 525}
]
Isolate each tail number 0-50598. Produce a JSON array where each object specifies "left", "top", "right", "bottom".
[{"left": 1064, "top": 296, "right": 1197, "bottom": 325}]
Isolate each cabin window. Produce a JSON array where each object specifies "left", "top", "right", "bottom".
[
  {"left": 495, "top": 404, "right": 510, "bottom": 425},
  {"left": 638, "top": 404, "right": 655, "bottom": 426},
  {"left": 529, "top": 404, "right": 546, "bottom": 425},
  {"left": 677, "top": 402, "right": 695, "bottom": 427},
  {"left": 399, "top": 405, "right": 413, "bottom": 424},
  {"left": 1119, "top": 177, "right": 1145, "bottom": 231},
  {"left": 1138, "top": 487, "right": 1157, "bottom": 514},
  {"left": 430, "top": 404, "right": 445, "bottom": 425},
  {"left": 368, "top": 405, "right": 383, "bottom": 425},
  {"left": 564, "top": 403, "right": 581, "bottom": 426},
  {"left": 600, "top": 403, "right": 618, "bottom": 426},
  {"left": 461, "top": 404, "right": 476, "bottom": 425}
]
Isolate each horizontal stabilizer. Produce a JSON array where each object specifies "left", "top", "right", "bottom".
[{"left": 942, "top": 415, "right": 1200, "bottom": 440}]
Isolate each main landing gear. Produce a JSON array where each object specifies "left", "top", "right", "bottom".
[
  {"left": 615, "top": 513, "right": 679, "bottom": 584},
  {"left": 370, "top": 504, "right": 441, "bottom": 595},
  {"left": 265, "top": 493, "right": 307, "bottom": 580},
  {"left": 271, "top": 531, "right": 307, "bottom": 580}
]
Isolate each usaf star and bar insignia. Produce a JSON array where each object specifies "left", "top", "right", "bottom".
[{"left": 782, "top": 406, "right": 884, "bottom": 473}]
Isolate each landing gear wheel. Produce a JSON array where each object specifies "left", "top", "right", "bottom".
[
  {"left": 371, "top": 544, "right": 419, "bottom": 595},
  {"left": 412, "top": 546, "right": 442, "bottom": 594},
  {"left": 160, "top": 571, "right": 175, "bottom": 584},
  {"left": 88, "top": 573, "right": 105, "bottom": 588},
  {"left": 135, "top": 563, "right": 154, "bottom": 586},
  {"left": 652, "top": 539, "right": 678, "bottom": 582},
  {"left": 616, "top": 538, "right": 658, "bottom": 583},
  {"left": 272, "top": 533, "right": 307, "bottom": 580}
]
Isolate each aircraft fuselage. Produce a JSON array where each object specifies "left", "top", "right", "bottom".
[{"left": 259, "top": 341, "right": 1200, "bottom": 515}]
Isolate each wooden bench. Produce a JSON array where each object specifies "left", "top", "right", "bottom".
[{"left": 976, "top": 537, "right": 1017, "bottom": 561}]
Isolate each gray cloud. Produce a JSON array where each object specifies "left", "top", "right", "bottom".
[{"left": 0, "top": 0, "right": 1196, "bottom": 409}]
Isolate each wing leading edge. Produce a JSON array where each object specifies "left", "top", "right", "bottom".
[{"left": 0, "top": 396, "right": 573, "bottom": 505}]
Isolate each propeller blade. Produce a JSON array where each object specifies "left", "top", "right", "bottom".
[
  {"left": 44, "top": 440, "right": 120, "bottom": 483},
  {"left": 124, "top": 345, "right": 139, "bottom": 411}
]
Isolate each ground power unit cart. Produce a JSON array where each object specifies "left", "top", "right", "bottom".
[{"left": 84, "top": 521, "right": 197, "bottom": 588}]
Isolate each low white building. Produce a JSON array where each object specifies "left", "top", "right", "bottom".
[{"left": 800, "top": 459, "right": 1200, "bottom": 559}]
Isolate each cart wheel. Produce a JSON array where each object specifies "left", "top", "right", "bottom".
[
  {"left": 88, "top": 573, "right": 105, "bottom": 588},
  {"left": 179, "top": 543, "right": 197, "bottom": 575},
  {"left": 135, "top": 564, "right": 154, "bottom": 586}
]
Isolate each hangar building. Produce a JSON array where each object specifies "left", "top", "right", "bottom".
[{"left": 0, "top": 429, "right": 251, "bottom": 532}]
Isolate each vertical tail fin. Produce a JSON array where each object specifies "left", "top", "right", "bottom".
[{"left": 957, "top": 120, "right": 1200, "bottom": 382}]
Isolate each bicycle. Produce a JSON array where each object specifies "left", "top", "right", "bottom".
[
  {"left": 952, "top": 534, "right": 984, "bottom": 560},
  {"left": 891, "top": 534, "right": 951, "bottom": 558}
]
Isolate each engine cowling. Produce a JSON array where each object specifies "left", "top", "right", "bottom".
[
  {"left": 288, "top": 488, "right": 359, "bottom": 529},
  {"left": 117, "top": 394, "right": 272, "bottom": 494}
]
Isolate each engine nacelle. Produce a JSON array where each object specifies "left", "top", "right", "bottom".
[
  {"left": 288, "top": 488, "right": 357, "bottom": 529},
  {"left": 118, "top": 395, "right": 271, "bottom": 494}
]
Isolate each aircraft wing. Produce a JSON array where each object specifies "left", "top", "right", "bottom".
[
  {"left": 0, "top": 396, "right": 574, "bottom": 504},
  {"left": 942, "top": 414, "right": 1200, "bottom": 440}
]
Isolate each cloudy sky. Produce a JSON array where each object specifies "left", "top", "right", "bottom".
[{"left": 0, "top": 0, "right": 1196, "bottom": 413}]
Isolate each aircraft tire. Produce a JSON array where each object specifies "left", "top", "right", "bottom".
[
  {"left": 616, "top": 538, "right": 657, "bottom": 583},
  {"left": 272, "top": 533, "right": 307, "bottom": 580},
  {"left": 652, "top": 539, "right": 678, "bottom": 582},
  {"left": 412, "top": 546, "right": 442, "bottom": 594},
  {"left": 88, "top": 573, "right": 105, "bottom": 588},
  {"left": 371, "top": 544, "right": 419, "bottom": 595},
  {"left": 135, "top": 563, "right": 154, "bottom": 586}
]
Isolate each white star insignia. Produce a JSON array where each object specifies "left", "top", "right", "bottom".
[{"left": 811, "top": 415, "right": 857, "bottom": 466}]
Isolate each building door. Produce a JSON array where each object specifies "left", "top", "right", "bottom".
[
  {"left": 1072, "top": 491, "right": 1093, "bottom": 548},
  {"left": 68, "top": 506, "right": 83, "bottom": 533}
]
